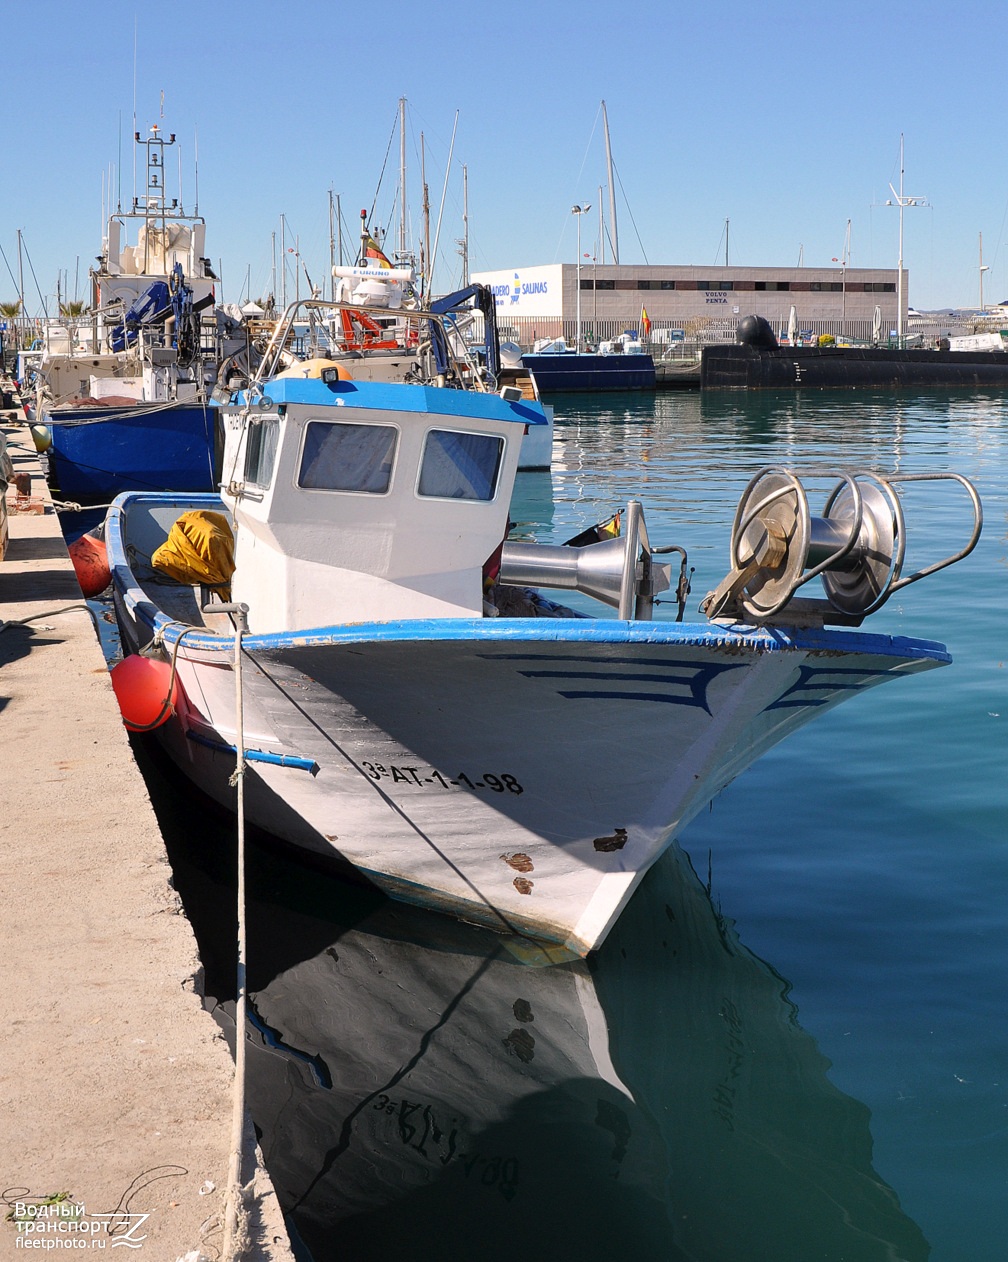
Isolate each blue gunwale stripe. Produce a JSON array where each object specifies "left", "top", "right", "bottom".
[
  {"left": 106, "top": 491, "right": 952, "bottom": 669},
  {"left": 220, "top": 375, "right": 549, "bottom": 426}
]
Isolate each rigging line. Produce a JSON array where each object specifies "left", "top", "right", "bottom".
[
  {"left": 247, "top": 655, "right": 531, "bottom": 942},
  {"left": 367, "top": 110, "right": 401, "bottom": 237},
  {"left": 288, "top": 950, "right": 506, "bottom": 1210},
  {"left": 574, "top": 101, "right": 602, "bottom": 192},
  {"left": 612, "top": 161, "right": 649, "bottom": 266},
  {"left": 552, "top": 102, "right": 604, "bottom": 265},
  {"left": 0, "top": 239, "right": 21, "bottom": 292},
  {"left": 19, "top": 235, "right": 50, "bottom": 319}
]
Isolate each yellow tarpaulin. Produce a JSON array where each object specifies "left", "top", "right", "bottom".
[{"left": 152, "top": 510, "right": 235, "bottom": 594}]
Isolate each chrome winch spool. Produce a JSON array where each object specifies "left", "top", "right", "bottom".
[{"left": 702, "top": 467, "right": 983, "bottom": 624}]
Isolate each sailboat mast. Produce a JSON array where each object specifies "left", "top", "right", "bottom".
[
  {"left": 399, "top": 96, "right": 407, "bottom": 263},
  {"left": 422, "top": 140, "right": 430, "bottom": 299},
  {"left": 602, "top": 99, "right": 619, "bottom": 264},
  {"left": 329, "top": 189, "right": 336, "bottom": 301},
  {"left": 461, "top": 164, "right": 469, "bottom": 287},
  {"left": 17, "top": 229, "right": 25, "bottom": 317}
]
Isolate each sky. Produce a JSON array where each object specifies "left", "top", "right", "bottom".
[{"left": 4, "top": 0, "right": 1008, "bottom": 318}]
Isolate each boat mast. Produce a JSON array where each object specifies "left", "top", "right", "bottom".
[
  {"left": 601, "top": 100, "right": 619, "bottom": 264},
  {"left": 428, "top": 110, "right": 459, "bottom": 298},
  {"left": 887, "top": 134, "right": 924, "bottom": 346},
  {"left": 280, "top": 215, "right": 286, "bottom": 308},
  {"left": 399, "top": 96, "right": 407, "bottom": 264},
  {"left": 460, "top": 164, "right": 469, "bottom": 287},
  {"left": 329, "top": 190, "right": 336, "bottom": 301},
  {"left": 422, "top": 140, "right": 430, "bottom": 298},
  {"left": 17, "top": 229, "right": 24, "bottom": 319},
  {"left": 979, "top": 231, "right": 989, "bottom": 314}
]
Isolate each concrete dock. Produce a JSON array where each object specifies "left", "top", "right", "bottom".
[{"left": 0, "top": 422, "right": 293, "bottom": 1260}]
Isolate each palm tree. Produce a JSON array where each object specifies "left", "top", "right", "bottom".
[
  {"left": 0, "top": 299, "right": 22, "bottom": 360},
  {"left": 59, "top": 300, "right": 86, "bottom": 319}
]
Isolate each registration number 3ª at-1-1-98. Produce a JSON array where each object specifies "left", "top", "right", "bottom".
[{"left": 360, "top": 762, "right": 524, "bottom": 795}]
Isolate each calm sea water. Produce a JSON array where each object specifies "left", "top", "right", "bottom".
[{"left": 125, "top": 387, "right": 1008, "bottom": 1262}]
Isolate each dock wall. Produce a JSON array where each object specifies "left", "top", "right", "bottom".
[{"left": 0, "top": 425, "right": 293, "bottom": 1261}]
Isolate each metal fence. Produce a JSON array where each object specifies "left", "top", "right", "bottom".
[{"left": 498, "top": 312, "right": 1008, "bottom": 352}]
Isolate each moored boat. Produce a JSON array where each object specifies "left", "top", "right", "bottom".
[
  {"left": 38, "top": 122, "right": 222, "bottom": 503},
  {"left": 106, "top": 299, "right": 982, "bottom": 956},
  {"left": 702, "top": 313, "right": 1008, "bottom": 390},
  {"left": 523, "top": 333, "right": 656, "bottom": 394}
]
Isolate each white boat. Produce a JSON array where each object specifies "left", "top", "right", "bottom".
[
  {"left": 106, "top": 302, "right": 982, "bottom": 957},
  {"left": 227, "top": 226, "right": 552, "bottom": 472}
]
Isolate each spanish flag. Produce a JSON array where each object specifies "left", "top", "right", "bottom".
[
  {"left": 563, "top": 510, "right": 622, "bottom": 548},
  {"left": 363, "top": 234, "right": 392, "bottom": 268},
  {"left": 640, "top": 306, "right": 652, "bottom": 339}
]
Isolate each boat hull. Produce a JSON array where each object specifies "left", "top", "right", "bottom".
[
  {"left": 522, "top": 352, "right": 656, "bottom": 393},
  {"left": 108, "top": 492, "right": 948, "bottom": 956},
  {"left": 46, "top": 401, "right": 219, "bottom": 502},
  {"left": 701, "top": 342, "right": 1008, "bottom": 389}
]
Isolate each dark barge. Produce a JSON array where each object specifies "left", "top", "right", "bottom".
[{"left": 701, "top": 315, "right": 1008, "bottom": 390}]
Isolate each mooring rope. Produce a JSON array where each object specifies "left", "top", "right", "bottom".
[{"left": 219, "top": 604, "right": 251, "bottom": 1261}]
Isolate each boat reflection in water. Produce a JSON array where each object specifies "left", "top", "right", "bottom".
[{"left": 162, "top": 770, "right": 927, "bottom": 1262}]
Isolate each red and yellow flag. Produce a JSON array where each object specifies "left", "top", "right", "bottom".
[
  {"left": 640, "top": 306, "right": 652, "bottom": 338},
  {"left": 363, "top": 234, "right": 392, "bottom": 268}
]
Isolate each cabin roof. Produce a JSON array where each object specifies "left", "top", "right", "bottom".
[{"left": 222, "top": 376, "right": 549, "bottom": 426}]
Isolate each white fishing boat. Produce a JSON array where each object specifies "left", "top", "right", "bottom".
[
  {"left": 277, "top": 214, "right": 553, "bottom": 471},
  {"left": 37, "top": 122, "right": 223, "bottom": 503},
  {"left": 106, "top": 297, "right": 982, "bottom": 957}
]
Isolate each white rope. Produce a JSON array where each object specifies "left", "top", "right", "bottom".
[
  {"left": 0, "top": 603, "right": 92, "bottom": 634},
  {"left": 221, "top": 605, "right": 250, "bottom": 1260}
]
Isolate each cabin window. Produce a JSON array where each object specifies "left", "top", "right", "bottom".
[
  {"left": 418, "top": 430, "right": 504, "bottom": 501},
  {"left": 298, "top": 421, "right": 397, "bottom": 493},
  {"left": 244, "top": 416, "right": 280, "bottom": 489}
]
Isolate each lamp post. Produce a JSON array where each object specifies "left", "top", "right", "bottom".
[
  {"left": 885, "top": 134, "right": 925, "bottom": 346},
  {"left": 572, "top": 203, "right": 591, "bottom": 351}
]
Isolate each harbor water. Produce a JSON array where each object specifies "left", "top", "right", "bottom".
[{"left": 118, "top": 387, "right": 1007, "bottom": 1261}]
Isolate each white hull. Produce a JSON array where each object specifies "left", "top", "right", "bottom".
[{"left": 111, "top": 547, "right": 944, "bottom": 955}]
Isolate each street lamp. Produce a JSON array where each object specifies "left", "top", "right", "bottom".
[
  {"left": 572, "top": 203, "right": 591, "bottom": 351},
  {"left": 885, "top": 134, "right": 925, "bottom": 346}
]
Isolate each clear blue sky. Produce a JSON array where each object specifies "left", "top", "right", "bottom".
[{"left": 4, "top": 0, "right": 1006, "bottom": 316}]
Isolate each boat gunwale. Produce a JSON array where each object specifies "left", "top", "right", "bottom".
[{"left": 106, "top": 492, "right": 952, "bottom": 666}]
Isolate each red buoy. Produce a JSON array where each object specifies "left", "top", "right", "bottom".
[
  {"left": 69, "top": 532, "right": 111, "bottom": 597},
  {"left": 110, "top": 655, "right": 179, "bottom": 732}
]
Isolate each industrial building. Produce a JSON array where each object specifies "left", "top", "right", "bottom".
[{"left": 471, "top": 263, "right": 902, "bottom": 349}]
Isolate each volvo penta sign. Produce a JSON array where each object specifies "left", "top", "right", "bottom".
[{"left": 472, "top": 265, "right": 561, "bottom": 319}]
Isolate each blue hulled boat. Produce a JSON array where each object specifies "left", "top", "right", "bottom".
[{"left": 37, "top": 122, "right": 221, "bottom": 504}]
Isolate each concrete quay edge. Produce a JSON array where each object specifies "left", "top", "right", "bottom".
[{"left": 0, "top": 422, "right": 294, "bottom": 1262}]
